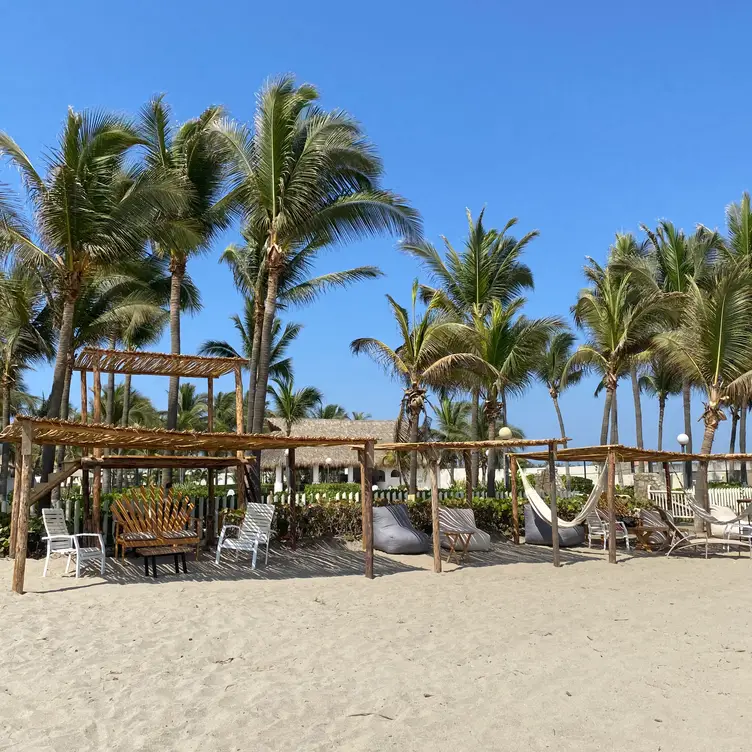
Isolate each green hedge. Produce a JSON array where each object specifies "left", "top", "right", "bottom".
[
  {"left": 303, "top": 483, "right": 361, "bottom": 498},
  {"left": 0, "top": 512, "right": 45, "bottom": 557}
]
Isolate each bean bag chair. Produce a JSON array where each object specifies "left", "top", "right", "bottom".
[
  {"left": 373, "top": 504, "right": 431, "bottom": 554},
  {"left": 438, "top": 507, "right": 491, "bottom": 551},
  {"left": 524, "top": 504, "right": 585, "bottom": 547}
]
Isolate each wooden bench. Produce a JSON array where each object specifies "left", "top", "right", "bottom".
[{"left": 111, "top": 487, "right": 199, "bottom": 560}]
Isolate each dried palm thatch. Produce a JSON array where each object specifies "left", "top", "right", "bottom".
[{"left": 520, "top": 444, "right": 703, "bottom": 463}]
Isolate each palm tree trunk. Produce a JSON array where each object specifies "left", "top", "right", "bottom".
[
  {"left": 682, "top": 381, "right": 693, "bottom": 453},
  {"left": 551, "top": 393, "right": 570, "bottom": 489},
  {"left": 0, "top": 378, "right": 10, "bottom": 501},
  {"left": 695, "top": 413, "right": 721, "bottom": 532},
  {"left": 252, "top": 262, "right": 281, "bottom": 434},
  {"left": 500, "top": 390, "right": 510, "bottom": 491},
  {"left": 408, "top": 409, "right": 419, "bottom": 494},
  {"left": 117, "top": 373, "right": 131, "bottom": 489},
  {"left": 630, "top": 366, "right": 645, "bottom": 472},
  {"left": 41, "top": 293, "right": 77, "bottom": 503},
  {"left": 740, "top": 407, "right": 748, "bottom": 485},
  {"left": 246, "top": 297, "right": 264, "bottom": 433},
  {"left": 486, "top": 411, "right": 497, "bottom": 499},
  {"left": 102, "top": 338, "right": 116, "bottom": 495},
  {"left": 600, "top": 388, "right": 613, "bottom": 445},
  {"left": 51, "top": 360, "right": 74, "bottom": 506},
  {"left": 470, "top": 388, "right": 480, "bottom": 487},
  {"left": 163, "top": 258, "right": 185, "bottom": 487},
  {"left": 610, "top": 390, "right": 624, "bottom": 485},
  {"left": 657, "top": 396, "right": 666, "bottom": 452}
]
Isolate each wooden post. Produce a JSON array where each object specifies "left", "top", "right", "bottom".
[
  {"left": 358, "top": 449, "right": 366, "bottom": 551},
  {"left": 92, "top": 368, "right": 102, "bottom": 532},
  {"left": 607, "top": 450, "right": 617, "bottom": 564},
  {"left": 663, "top": 461, "right": 672, "bottom": 515},
  {"left": 234, "top": 367, "right": 245, "bottom": 507},
  {"left": 79, "top": 370, "right": 90, "bottom": 527},
  {"left": 206, "top": 376, "right": 215, "bottom": 545},
  {"left": 548, "top": 442, "right": 561, "bottom": 567},
  {"left": 463, "top": 450, "right": 472, "bottom": 507},
  {"left": 11, "top": 422, "right": 33, "bottom": 594},
  {"left": 288, "top": 447, "right": 297, "bottom": 549},
  {"left": 429, "top": 457, "right": 442, "bottom": 573},
  {"left": 9, "top": 449, "right": 22, "bottom": 558},
  {"left": 360, "top": 440, "right": 374, "bottom": 579},
  {"left": 510, "top": 454, "right": 520, "bottom": 544}
]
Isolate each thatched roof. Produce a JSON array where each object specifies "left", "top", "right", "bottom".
[
  {"left": 521, "top": 444, "right": 704, "bottom": 463},
  {"left": 74, "top": 347, "right": 245, "bottom": 378},
  {"left": 261, "top": 419, "right": 397, "bottom": 469}
]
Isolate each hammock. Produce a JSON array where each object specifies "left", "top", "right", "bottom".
[
  {"left": 520, "top": 465, "right": 608, "bottom": 529},
  {"left": 683, "top": 494, "right": 752, "bottom": 526}
]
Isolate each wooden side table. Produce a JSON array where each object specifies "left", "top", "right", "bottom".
[{"left": 443, "top": 530, "right": 474, "bottom": 564}]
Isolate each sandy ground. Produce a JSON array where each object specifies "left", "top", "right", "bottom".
[{"left": 0, "top": 540, "right": 750, "bottom": 752}]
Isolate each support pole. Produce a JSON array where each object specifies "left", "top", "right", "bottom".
[
  {"left": 234, "top": 367, "right": 245, "bottom": 508},
  {"left": 548, "top": 442, "right": 560, "bottom": 567},
  {"left": 9, "top": 450, "right": 21, "bottom": 558},
  {"left": 92, "top": 367, "right": 102, "bottom": 533},
  {"left": 429, "top": 457, "right": 442, "bottom": 573},
  {"left": 510, "top": 454, "right": 519, "bottom": 544},
  {"left": 288, "top": 447, "right": 297, "bottom": 549},
  {"left": 79, "top": 370, "right": 90, "bottom": 526},
  {"left": 663, "top": 461, "right": 672, "bottom": 516},
  {"left": 11, "top": 422, "right": 32, "bottom": 594},
  {"left": 206, "top": 376, "right": 215, "bottom": 545},
  {"left": 358, "top": 449, "right": 366, "bottom": 551},
  {"left": 360, "top": 440, "right": 374, "bottom": 579},
  {"left": 463, "top": 450, "right": 472, "bottom": 508},
  {"left": 607, "top": 450, "right": 617, "bottom": 564}
]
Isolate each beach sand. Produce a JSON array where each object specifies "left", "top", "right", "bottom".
[{"left": 0, "top": 541, "right": 750, "bottom": 751}]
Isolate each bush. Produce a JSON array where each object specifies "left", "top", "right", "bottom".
[
  {"left": 0, "top": 511, "right": 45, "bottom": 557},
  {"left": 568, "top": 476, "right": 593, "bottom": 494},
  {"left": 303, "top": 483, "right": 361, "bottom": 499}
]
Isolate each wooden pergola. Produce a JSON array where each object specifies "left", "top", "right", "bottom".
[
  {"left": 2, "top": 417, "right": 380, "bottom": 593},
  {"left": 519, "top": 444, "right": 706, "bottom": 564},
  {"left": 73, "top": 347, "right": 248, "bottom": 529},
  {"left": 379, "top": 437, "right": 567, "bottom": 571}
]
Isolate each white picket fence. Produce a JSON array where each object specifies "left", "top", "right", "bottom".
[{"left": 647, "top": 486, "right": 752, "bottom": 520}]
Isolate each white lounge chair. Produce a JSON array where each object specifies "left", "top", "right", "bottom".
[
  {"left": 586, "top": 509, "right": 630, "bottom": 550},
  {"left": 42, "top": 508, "right": 106, "bottom": 578},
  {"left": 216, "top": 503, "right": 275, "bottom": 567}
]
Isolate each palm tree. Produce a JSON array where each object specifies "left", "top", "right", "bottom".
[
  {"left": 431, "top": 397, "right": 471, "bottom": 484},
  {"left": 138, "top": 97, "right": 231, "bottom": 483},
  {"left": 351, "top": 282, "right": 460, "bottom": 493},
  {"left": 453, "top": 299, "right": 561, "bottom": 496},
  {"left": 267, "top": 376, "right": 322, "bottom": 435},
  {"left": 350, "top": 411, "right": 372, "bottom": 420},
  {"left": 171, "top": 384, "right": 208, "bottom": 432},
  {"left": 0, "top": 265, "right": 54, "bottom": 498},
  {"left": 403, "top": 208, "right": 536, "bottom": 485},
  {"left": 534, "top": 327, "right": 584, "bottom": 487},
  {"left": 0, "top": 107, "right": 189, "bottom": 490},
  {"left": 314, "top": 404, "right": 348, "bottom": 419},
  {"left": 568, "top": 258, "right": 680, "bottom": 445},
  {"left": 656, "top": 265, "right": 752, "bottom": 521},
  {"left": 639, "top": 356, "right": 682, "bottom": 451},
  {"left": 214, "top": 76, "right": 421, "bottom": 438}
]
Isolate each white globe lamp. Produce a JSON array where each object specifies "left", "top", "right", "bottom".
[
  {"left": 677, "top": 433, "right": 689, "bottom": 447},
  {"left": 498, "top": 426, "right": 513, "bottom": 440}
]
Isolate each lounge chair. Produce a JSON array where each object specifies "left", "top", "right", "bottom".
[
  {"left": 373, "top": 504, "right": 430, "bottom": 554},
  {"left": 586, "top": 509, "right": 630, "bottom": 550},
  {"left": 438, "top": 506, "right": 491, "bottom": 552},
  {"left": 216, "top": 503, "right": 274, "bottom": 567},
  {"left": 660, "top": 508, "right": 752, "bottom": 558},
  {"left": 633, "top": 508, "right": 670, "bottom": 551},
  {"left": 42, "top": 508, "right": 106, "bottom": 578}
]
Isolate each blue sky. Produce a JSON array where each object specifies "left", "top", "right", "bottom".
[{"left": 1, "top": 0, "right": 749, "bottom": 452}]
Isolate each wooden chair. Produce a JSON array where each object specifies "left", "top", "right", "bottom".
[{"left": 111, "top": 487, "right": 199, "bottom": 560}]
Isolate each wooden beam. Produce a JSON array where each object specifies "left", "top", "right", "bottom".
[
  {"left": 11, "top": 422, "right": 33, "bottom": 594},
  {"left": 234, "top": 367, "right": 245, "bottom": 507},
  {"left": 206, "top": 376, "right": 215, "bottom": 545},
  {"left": 607, "top": 451, "right": 617, "bottom": 564},
  {"left": 510, "top": 454, "right": 519, "bottom": 545},
  {"left": 663, "top": 461, "right": 672, "bottom": 513},
  {"left": 9, "top": 450, "right": 21, "bottom": 558},
  {"left": 28, "top": 461, "right": 81, "bottom": 507},
  {"left": 80, "top": 369, "right": 90, "bottom": 525},
  {"left": 429, "top": 458, "right": 442, "bottom": 573},
  {"left": 362, "top": 440, "right": 374, "bottom": 579},
  {"left": 548, "top": 442, "right": 561, "bottom": 567}
]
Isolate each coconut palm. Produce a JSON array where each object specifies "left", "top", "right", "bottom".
[
  {"left": 351, "top": 282, "right": 461, "bottom": 493},
  {"left": 350, "top": 411, "right": 372, "bottom": 420},
  {"left": 0, "top": 107, "right": 190, "bottom": 490},
  {"left": 314, "top": 404, "right": 348, "bottom": 419},
  {"left": 431, "top": 397, "right": 471, "bottom": 484},
  {"left": 213, "top": 76, "right": 422, "bottom": 437},
  {"left": 267, "top": 376, "right": 323, "bottom": 436},
  {"left": 638, "top": 356, "right": 682, "bottom": 451},
  {"left": 656, "top": 265, "right": 752, "bottom": 518},
  {"left": 534, "top": 327, "right": 584, "bottom": 486},
  {"left": 0, "top": 265, "right": 54, "bottom": 498},
  {"left": 568, "top": 258, "right": 680, "bottom": 446},
  {"left": 403, "top": 207, "right": 536, "bottom": 484}
]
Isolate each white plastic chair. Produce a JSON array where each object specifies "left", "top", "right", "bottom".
[
  {"left": 42, "top": 508, "right": 106, "bottom": 578},
  {"left": 215, "top": 503, "right": 275, "bottom": 568},
  {"left": 587, "top": 509, "right": 630, "bottom": 550}
]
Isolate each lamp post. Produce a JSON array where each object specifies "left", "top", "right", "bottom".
[
  {"left": 677, "top": 433, "right": 690, "bottom": 490},
  {"left": 499, "top": 426, "right": 513, "bottom": 491},
  {"left": 325, "top": 457, "right": 332, "bottom": 484}
]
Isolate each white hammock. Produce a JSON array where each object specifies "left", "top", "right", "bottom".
[
  {"left": 683, "top": 493, "right": 752, "bottom": 526},
  {"left": 520, "top": 465, "right": 608, "bottom": 529}
]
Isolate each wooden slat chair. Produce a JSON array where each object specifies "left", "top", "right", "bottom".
[{"left": 112, "top": 487, "right": 199, "bottom": 560}]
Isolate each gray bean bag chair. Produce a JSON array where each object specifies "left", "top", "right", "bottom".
[
  {"left": 524, "top": 504, "right": 585, "bottom": 547},
  {"left": 438, "top": 507, "right": 492, "bottom": 551},
  {"left": 373, "top": 504, "right": 431, "bottom": 554}
]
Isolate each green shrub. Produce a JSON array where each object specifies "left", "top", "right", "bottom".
[
  {"left": 0, "top": 511, "right": 45, "bottom": 557},
  {"left": 303, "top": 483, "right": 361, "bottom": 499},
  {"left": 568, "top": 476, "right": 594, "bottom": 494}
]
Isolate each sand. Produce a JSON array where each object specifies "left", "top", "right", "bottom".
[{"left": 0, "top": 541, "right": 750, "bottom": 752}]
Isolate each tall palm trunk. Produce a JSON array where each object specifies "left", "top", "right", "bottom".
[
  {"left": 0, "top": 377, "right": 10, "bottom": 501},
  {"left": 610, "top": 389, "right": 624, "bottom": 485},
  {"left": 117, "top": 373, "right": 131, "bottom": 489},
  {"left": 551, "top": 392, "right": 570, "bottom": 488},
  {"left": 163, "top": 258, "right": 185, "bottom": 486},
  {"left": 740, "top": 407, "right": 748, "bottom": 486},
  {"left": 246, "top": 297, "right": 264, "bottom": 433},
  {"left": 41, "top": 293, "right": 78, "bottom": 498},
  {"left": 695, "top": 408, "right": 722, "bottom": 533},
  {"left": 470, "top": 388, "right": 479, "bottom": 487},
  {"left": 51, "top": 360, "right": 74, "bottom": 506},
  {"left": 408, "top": 409, "right": 419, "bottom": 494},
  {"left": 657, "top": 396, "right": 666, "bottom": 452},
  {"left": 103, "top": 338, "right": 116, "bottom": 495},
  {"left": 486, "top": 397, "right": 498, "bottom": 498},
  {"left": 600, "top": 387, "right": 613, "bottom": 445},
  {"left": 500, "top": 390, "right": 510, "bottom": 491},
  {"left": 630, "top": 366, "right": 645, "bottom": 472}
]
